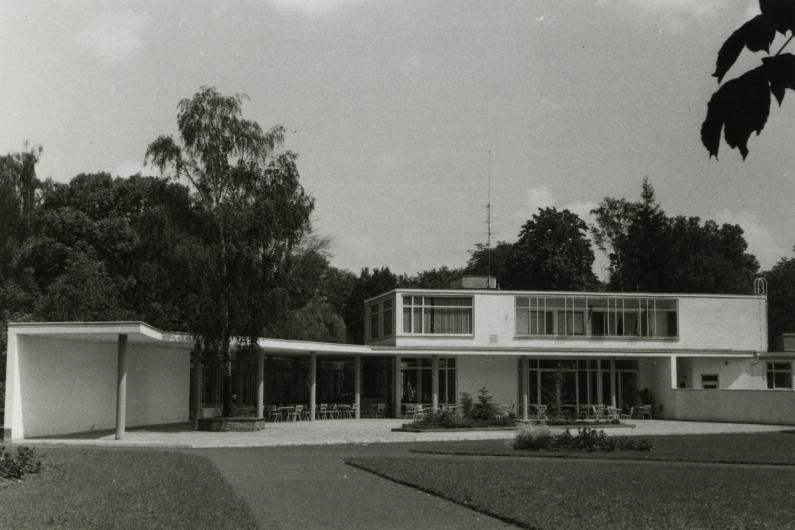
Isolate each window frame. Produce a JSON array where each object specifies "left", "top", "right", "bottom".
[
  {"left": 766, "top": 362, "right": 793, "bottom": 390},
  {"left": 515, "top": 296, "right": 678, "bottom": 339},
  {"left": 402, "top": 295, "right": 474, "bottom": 336},
  {"left": 701, "top": 374, "right": 719, "bottom": 390},
  {"left": 367, "top": 297, "right": 395, "bottom": 341}
]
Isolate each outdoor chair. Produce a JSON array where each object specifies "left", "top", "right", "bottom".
[
  {"left": 327, "top": 404, "right": 340, "bottom": 419},
  {"left": 607, "top": 406, "right": 619, "bottom": 420},
  {"left": 578, "top": 406, "right": 589, "bottom": 419},
  {"left": 288, "top": 404, "right": 303, "bottom": 421},
  {"left": 641, "top": 405, "right": 653, "bottom": 420},
  {"left": 595, "top": 405, "right": 606, "bottom": 420},
  {"left": 301, "top": 405, "right": 310, "bottom": 420},
  {"left": 317, "top": 403, "right": 328, "bottom": 419},
  {"left": 267, "top": 405, "right": 282, "bottom": 422},
  {"left": 413, "top": 405, "right": 424, "bottom": 420},
  {"left": 375, "top": 403, "right": 386, "bottom": 418},
  {"left": 536, "top": 405, "right": 548, "bottom": 421},
  {"left": 346, "top": 403, "right": 358, "bottom": 419},
  {"left": 620, "top": 407, "right": 634, "bottom": 420}
]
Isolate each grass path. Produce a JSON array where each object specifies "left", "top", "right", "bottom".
[{"left": 196, "top": 444, "right": 516, "bottom": 530}]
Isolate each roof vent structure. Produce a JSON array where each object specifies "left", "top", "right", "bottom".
[{"left": 449, "top": 276, "right": 497, "bottom": 290}]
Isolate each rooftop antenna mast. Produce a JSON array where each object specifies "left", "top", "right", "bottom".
[{"left": 486, "top": 151, "right": 495, "bottom": 286}]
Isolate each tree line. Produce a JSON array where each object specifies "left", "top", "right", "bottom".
[{"left": 2, "top": 88, "right": 794, "bottom": 413}]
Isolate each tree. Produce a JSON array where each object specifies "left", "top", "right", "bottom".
[
  {"left": 465, "top": 242, "right": 514, "bottom": 287},
  {"left": 701, "top": 1, "right": 795, "bottom": 159},
  {"left": 398, "top": 266, "right": 466, "bottom": 289},
  {"left": 621, "top": 179, "right": 672, "bottom": 292},
  {"left": 667, "top": 217, "right": 759, "bottom": 294},
  {"left": 590, "top": 198, "right": 638, "bottom": 291},
  {"left": 765, "top": 251, "right": 795, "bottom": 350},
  {"left": 342, "top": 267, "right": 398, "bottom": 344},
  {"left": 146, "top": 87, "right": 313, "bottom": 416},
  {"left": 505, "top": 207, "right": 598, "bottom": 291}
]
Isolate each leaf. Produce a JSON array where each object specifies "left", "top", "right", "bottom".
[
  {"left": 713, "top": 14, "right": 778, "bottom": 82},
  {"left": 701, "top": 66, "right": 771, "bottom": 159},
  {"left": 760, "top": 0, "right": 795, "bottom": 35},
  {"left": 763, "top": 53, "right": 795, "bottom": 104}
]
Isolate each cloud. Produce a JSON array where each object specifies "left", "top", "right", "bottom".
[
  {"left": 715, "top": 209, "right": 790, "bottom": 270},
  {"left": 113, "top": 160, "right": 149, "bottom": 178},
  {"left": 269, "top": 0, "right": 360, "bottom": 15},
  {"left": 77, "top": 10, "right": 151, "bottom": 61},
  {"left": 514, "top": 186, "right": 598, "bottom": 225}
]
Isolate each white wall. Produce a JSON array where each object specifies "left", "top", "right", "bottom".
[
  {"left": 14, "top": 336, "right": 189, "bottom": 438},
  {"left": 456, "top": 355, "right": 518, "bottom": 409},
  {"left": 391, "top": 291, "right": 766, "bottom": 353},
  {"left": 669, "top": 389, "right": 795, "bottom": 425}
]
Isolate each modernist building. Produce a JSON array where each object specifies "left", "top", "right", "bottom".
[{"left": 4, "top": 277, "right": 795, "bottom": 440}]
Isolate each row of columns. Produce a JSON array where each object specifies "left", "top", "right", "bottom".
[
  {"left": 190, "top": 349, "right": 363, "bottom": 426},
  {"left": 516, "top": 356, "right": 618, "bottom": 419}
]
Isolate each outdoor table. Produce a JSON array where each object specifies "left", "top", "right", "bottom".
[
  {"left": 338, "top": 405, "right": 351, "bottom": 418},
  {"left": 367, "top": 404, "right": 378, "bottom": 418}
]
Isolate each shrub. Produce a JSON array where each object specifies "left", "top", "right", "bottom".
[
  {"left": 459, "top": 392, "right": 473, "bottom": 418},
  {"left": 512, "top": 427, "right": 655, "bottom": 453},
  {"left": 469, "top": 387, "right": 500, "bottom": 421},
  {"left": 0, "top": 445, "right": 43, "bottom": 480}
]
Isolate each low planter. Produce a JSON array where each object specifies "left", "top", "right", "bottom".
[
  {"left": 197, "top": 417, "right": 266, "bottom": 432},
  {"left": 393, "top": 426, "right": 520, "bottom": 433}
]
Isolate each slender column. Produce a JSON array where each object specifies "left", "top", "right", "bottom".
[
  {"left": 393, "top": 355, "right": 402, "bottom": 418},
  {"left": 415, "top": 365, "right": 423, "bottom": 406},
  {"left": 264, "top": 356, "right": 272, "bottom": 408},
  {"left": 256, "top": 349, "right": 264, "bottom": 418},
  {"left": 597, "top": 361, "right": 603, "bottom": 405},
  {"left": 235, "top": 352, "right": 244, "bottom": 408},
  {"left": 609, "top": 357, "right": 617, "bottom": 407},
  {"left": 521, "top": 356, "right": 529, "bottom": 420},
  {"left": 309, "top": 352, "right": 317, "bottom": 421},
  {"left": 192, "top": 342, "right": 202, "bottom": 429},
  {"left": 354, "top": 354, "right": 361, "bottom": 419},
  {"left": 115, "top": 334, "right": 128, "bottom": 440},
  {"left": 431, "top": 355, "right": 439, "bottom": 412}
]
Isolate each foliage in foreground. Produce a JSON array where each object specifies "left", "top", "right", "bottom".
[
  {"left": 512, "top": 425, "right": 654, "bottom": 452},
  {"left": 406, "top": 388, "right": 516, "bottom": 429},
  {"left": 0, "top": 445, "right": 42, "bottom": 480},
  {"left": 0, "top": 447, "right": 257, "bottom": 530}
]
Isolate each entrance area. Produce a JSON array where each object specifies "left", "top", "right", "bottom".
[{"left": 525, "top": 358, "right": 639, "bottom": 412}]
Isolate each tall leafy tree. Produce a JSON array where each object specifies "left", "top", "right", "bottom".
[
  {"left": 701, "top": 0, "right": 795, "bottom": 159},
  {"left": 465, "top": 242, "right": 514, "bottom": 287},
  {"left": 398, "top": 266, "right": 466, "bottom": 289},
  {"left": 505, "top": 207, "right": 598, "bottom": 291},
  {"left": 765, "top": 251, "right": 795, "bottom": 350},
  {"left": 590, "top": 198, "right": 637, "bottom": 292},
  {"left": 621, "top": 178, "right": 672, "bottom": 292},
  {"left": 668, "top": 217, "right": 759, "bottom": 294},
  {"left": 342, "top": 267, "right": 398, "bottom": 344},
  {"left": 146, "top": 86, "right": 313, "bottom": 416}
]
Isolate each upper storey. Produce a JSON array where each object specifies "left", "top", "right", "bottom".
[{"left": 364, "top": 281, "right": 767, "bottom": 352}]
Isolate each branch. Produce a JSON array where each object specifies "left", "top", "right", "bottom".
[{"left": 775, "top": 34, "right": 794, "bottom": 55}]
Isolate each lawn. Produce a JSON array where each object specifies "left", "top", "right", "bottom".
[
  {"left": 346, "top": 455, "right": 795, "bottom": 529},
  {"left": 0, "top": 446, "right": 258, "bottom": 530},
  {"left": 408, "top": 432, "right": 795, "bottom": 465}
]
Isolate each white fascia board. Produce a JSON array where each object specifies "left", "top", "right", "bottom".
[{"left": 256, "top": 337, "right": 373, "bottom": 355}]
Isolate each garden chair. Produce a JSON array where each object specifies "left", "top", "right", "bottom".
[
  {"left": 317, "top": 403, "right": 328, "bottom": 419},
  {"left": 607, "top": 406, "right": 619, "bottom": 420},
  {"left": 595, "top": 405, "right": 606, "bottom": 419},
  {"left": 405, "top": 404, "right": 416, "bottom": 420},
  {"left": 301, "top": 405, "right": 310, "bottom": 420},
  {"left": 288, "top": 404, "right": 303, "bottom": 421},
  {"left": 641, "top": 405, "right": 652, "bottom": 420},
  {"left": 327, "top": 404, "right": 340, "bottom": 419},
  {"left": 413, "top": 405, "right": 425, "bottom": 420},
  {"left": 346, "top": 403, "right": 358, "bottom": 419},
  {"left": 536, "top": 405, "right": 548, "bottom": 421},
  {"left": 267, "top": 405, "right": 282, "bottom": 422},
  {"left": 578, "top": 406, "right": 589, "bottom": 419},
  {"left": 620, "top": 407, "right": 634, "bottom": 420},
  {"left": 375, "top": 403, "right": 386, "bottom": 418}
]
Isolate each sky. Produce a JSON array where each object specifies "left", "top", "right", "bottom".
[{"left": 2, "top": 0, "right": 794, "bottom": 280}]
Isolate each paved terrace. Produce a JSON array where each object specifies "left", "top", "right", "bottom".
[{"left": 17, "top": 419, "right": 789, "bottom": 449}]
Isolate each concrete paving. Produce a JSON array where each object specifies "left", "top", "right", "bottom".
[{"left": 18, "top": 418, "right": 790, "bottom": 449}]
